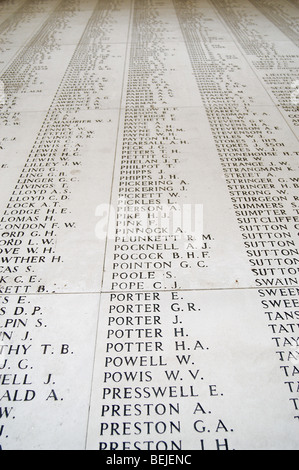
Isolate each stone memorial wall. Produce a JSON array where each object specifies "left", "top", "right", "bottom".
[{"left": 0, "top": 0, "right": 298, "bottom": 451}]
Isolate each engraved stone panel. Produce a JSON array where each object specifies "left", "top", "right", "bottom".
[{"left": 0, "top": 0, "right": 298, "bottom": 451}]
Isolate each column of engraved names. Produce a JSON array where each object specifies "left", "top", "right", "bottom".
[
  {"left": 174, "top": 0, "right": 299, "bottom": 421},
  {"left": 0, "top": 0, "right": 110, "bottom": 294},
  {"left": 210, "top": 0, "right": 299, "bottom": 422},
  {"left": 0, "top": 0, "right": 58, "bottom": 57},
  {"left": 249, "top": 0, "right": 299, "bottom": 48},
  {"left": 99, "top": 0, "right": 233, "bottom": 451},
  {"left": 0, "top": 0, "right": 124, "bottom": 448},
  {"left": 101, "top": 2, "right": 183, "bottom": 450},
  {"left": 209, "top": 0, "right": 299, "bottom": 131},
  {"left": 0, "top": 2, "right": 79, "bottom": 448}
]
